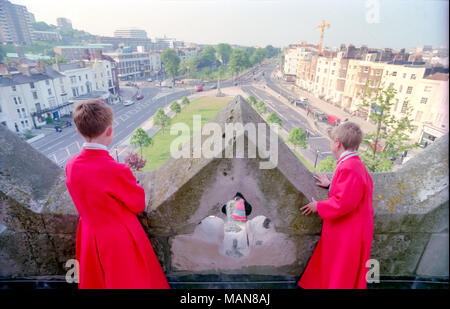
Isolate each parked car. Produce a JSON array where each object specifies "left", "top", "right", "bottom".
[
  {"left": 125, "top": 82, "right": 132, "bottom": 86},
  {"left": 195, "top": 85, "right": 203, "bottom": 92},
  {"left": 295, "top": 100, "right": 309, "bottom": 109},
  {"left": 313, "top": 110, "right": 328, "bottom": 121},
  {"left": 136, "top": 95, "right": 144, "bottom": 100},
  {"left": 210, "top": 84, "right": 217, "bottom": 89},
  {"left": 327, "top": 114, "right": 341, "bottom": 126},
  {"left": 123, "top": 100, "right": 135, "bottom": 106},
  {"left": 147, "top": 78, "right": 153, "bottom": 82}
]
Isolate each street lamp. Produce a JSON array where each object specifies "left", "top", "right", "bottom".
[
  {"left": 115, "top": 147, "right": 119, "bottom": 162},
  {"left": 314, "top": 149, "right": 320, "bottom": 168}
]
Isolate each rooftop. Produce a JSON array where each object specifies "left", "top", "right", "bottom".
[{"left": 425, "top": 72, "right": 449, "bottom": 81}]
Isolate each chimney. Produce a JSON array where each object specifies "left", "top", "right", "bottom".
[
  {"left": 0, "top": 64, "right": 10, "bottom": 76},
  {"left": 18, "top": 63, "right": 32, "bottom": 77}
]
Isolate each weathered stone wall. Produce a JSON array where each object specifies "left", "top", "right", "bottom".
[{"left": 0, "top": 96, "right": 448, "bottom": 281}]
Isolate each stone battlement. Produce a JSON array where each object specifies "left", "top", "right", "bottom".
[{"left": 0, "top": 95, "right": 448, "bottom": 284}]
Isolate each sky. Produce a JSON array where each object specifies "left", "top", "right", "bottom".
[{"left": 13, "top": 0, "right": 449, "bottom": 49}]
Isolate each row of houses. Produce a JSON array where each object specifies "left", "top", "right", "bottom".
[
  {"left": 0, "top": 58, "right": 118, "bottom": 134},
  {"left": 283, "top": 44, "right": 449, "bottom": 146},
  {"left": 53, "top": 44, "right": 202, "bottom": 81}
]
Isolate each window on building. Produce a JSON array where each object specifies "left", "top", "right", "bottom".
[
  {"left": 376, "top": 70, "right": 381, "bottom": 76},
  {"left": 420, "top": 97, "right": 428, "bottom": 104},
  {"left": 85, "top": 74, "right": 88, "bottom": 80},
  {"left": 78, "top": 76, "right": 81, "bottom": 81},
  {"left": 406, "top": 86, "right": 413, "bottom": 94},
  {"left": 399, "top": 85, "right": 403, "bottom": 93},
  {"left": 411, "top": 74, "right": 416, "bottom": 80},
  {"left": 81, "top": 85, "right": 84, "bottom": 92},
  {"left": 18, "top": 97, "right": 22, "bottom": 104},
  {"left": 332, "top": 70, "right": 335, "bottom": 75},
  {"left": 70, "top": 76, "right": 76, "bottom": 84},
  {"left": 14, "top": 97, "right": 18, "bottom": 105},
  {"left": 394, "top": 99, "right": 399, "bottom": 111},
  {"left": 30, "top": 82, "right": 35, "bottom": 89},
  {"left": 392, "top": 71, "right": 397, "bottom": 76},
  {"left": 12, "top": 85, "right": 16, "bottom": 91},
  {"left": 401, "top": 100, "right": 408, "bottom": 114},
  {"left": 48, "top": 89, "right": 52, "bottom": 95},
  {"left": 424, "top": 86, "right": 432, "bottom": 92},
  {"left": 45, "top": 80, "right": 50, "bottom": 85},
  {"left": 389, "top": 82, "right": 395, "bottom": 88},
  {"left": 364, "top": 67, "right": 369, "bottom": 73},
  {"left": 324, "top": 69, "right": 327, "bottom": 73},
  {"left": 415, "top": 111, "right": 423, "bottom": 122},
  {"left": 72, "top": 88, "right": 77, "bottom": 97},
  {"left": 318, "top": 68, "right": 320, "bottom": 72},
  {"left": 403, "top": 73, "right": 407, "bottom": 78},
  {"left": 32, "top": 92, "right": 38, "bottom": 100}
]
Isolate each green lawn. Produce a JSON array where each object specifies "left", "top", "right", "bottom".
[{"left": 141, "top": 96, "right": 232, "bottom": 171}]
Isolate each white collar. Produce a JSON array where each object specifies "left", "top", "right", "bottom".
[
  {"left": 82, "top": 142, "right": 108, "bottom": 151},
  {"left": 338, "top": 150, "right": 356, "bottom": 160}
]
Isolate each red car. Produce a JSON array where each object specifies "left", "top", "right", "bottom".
[
  {"left": 327, "top": 114, "right": 341, "bottom": 126},
  {"left": 195, "top": 86, "right": 203, "bottom": 92},
  {"left": 136, "top": 95, "right": 144, "bottom": 100}
]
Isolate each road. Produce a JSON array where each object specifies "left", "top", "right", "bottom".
[
  {"left": 30, "top": 60, "right": 336, "bottom": 169},
  {"left": 30, "top": 83, "right": 190, "bottom": 167}
]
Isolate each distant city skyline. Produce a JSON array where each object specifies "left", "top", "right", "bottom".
[{"left": 12, "top": 0, "right": 450, "bottom": 49}]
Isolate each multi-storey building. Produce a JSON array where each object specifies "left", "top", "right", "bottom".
[
  {"left": 56, "top": 17, "right": 72, "bottom": 30},
  {"left": 416, "top": 73, "right": 449, "bottom": 145},
  {"left": 33, "top": 30, "right": 61, "bottom": 42},
  {"left": 296, "top": 54, "right": 318, "bottom": 92},
  {"left": 104, "top": 51, "right": 151, "bottom": 80},
  {"left": 0, "top": 63, "right": 70, "bottom": 132},
  {"left": 148, "top": 51, "right": 162, "bottom": 76},
  {"left": 0, "top": 58, "right": 118, "bottom": 134},
  {"left": 114, "top": 28, "right": 148, "bottom": 39},
  {"left": 0, "top": 0, "right": 35, "bottom": 45}
]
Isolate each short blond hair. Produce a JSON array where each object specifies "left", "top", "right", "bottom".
[
  {"left": 328, "top": 121, "right": 363, "bottom": 151},
  {"left": 73, "top": 99, "right": 113, "bottom": 138}
]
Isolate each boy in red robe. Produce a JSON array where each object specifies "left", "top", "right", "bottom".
[
  {"left": 65, "top": 99, "right": 170, "bottom": 289},
  {"left": 299, "top": 122, "right": 374, "bottom": 289}
]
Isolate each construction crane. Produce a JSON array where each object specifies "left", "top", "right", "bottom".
[{"left": 315, "top": 20, "right": 330, "bottom": 54}]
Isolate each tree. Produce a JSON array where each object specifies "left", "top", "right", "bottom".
[
  {"left": 154, "top": 108, "right": 171, "bottom": 135},
  {"left": 229, "top": 49, "right": 250, "bottom": 75},
  {"left": 170, "top": 101, "right": 181, "bottom": 114},
  {"left": 32, "top": 21, "right": 56, "bottom": 31},
  {"left": 161, "top": 49, "right": 181, "bottom": 81},
  {"left": 247, "top": 96, "right": 257, "bottom": 105},
  {"left": 267, "top": 112, "right": 282, "bottom": 126},
  {"left": 216, "top": 43, "right": 232, "bottom": 65},
  {"left": 124, "top": 152, "right": 147, "bottom": 171},
  {"left": 288, "top": 127, "right": 307, "bottom": 149},
  {"left": 358, "top": 83, "right": 418, "bottom": 172},
  {"left": 179, "top": 57, "right": 199, "bottom": 77},
  {"left": 254, "top": 101, "right": 267, "bottom": 114},
  {"left": 182, "top": 96, "right": 190, "bottom": 105},
  {"left": 130, "top": 128, "right": 153, "bottom": 157},
  {"left": 198, "top": 46, "right": 216, "bottom": 68},
  {"left": 264, "top": 45, "right": 280, "bottom": 58},
  {"left": 316, "top": 156, "right": 336, "bottom": 172},
  {"left": 250, "top": 48, "right": 267, "bottom": 65}
]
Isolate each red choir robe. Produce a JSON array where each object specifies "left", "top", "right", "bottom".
[
  {"left": 298, "top": 154, "right": 374, "bottom": 289},
  {"left": 65, "top": 148, "right": 170, "bottom": 289}
]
